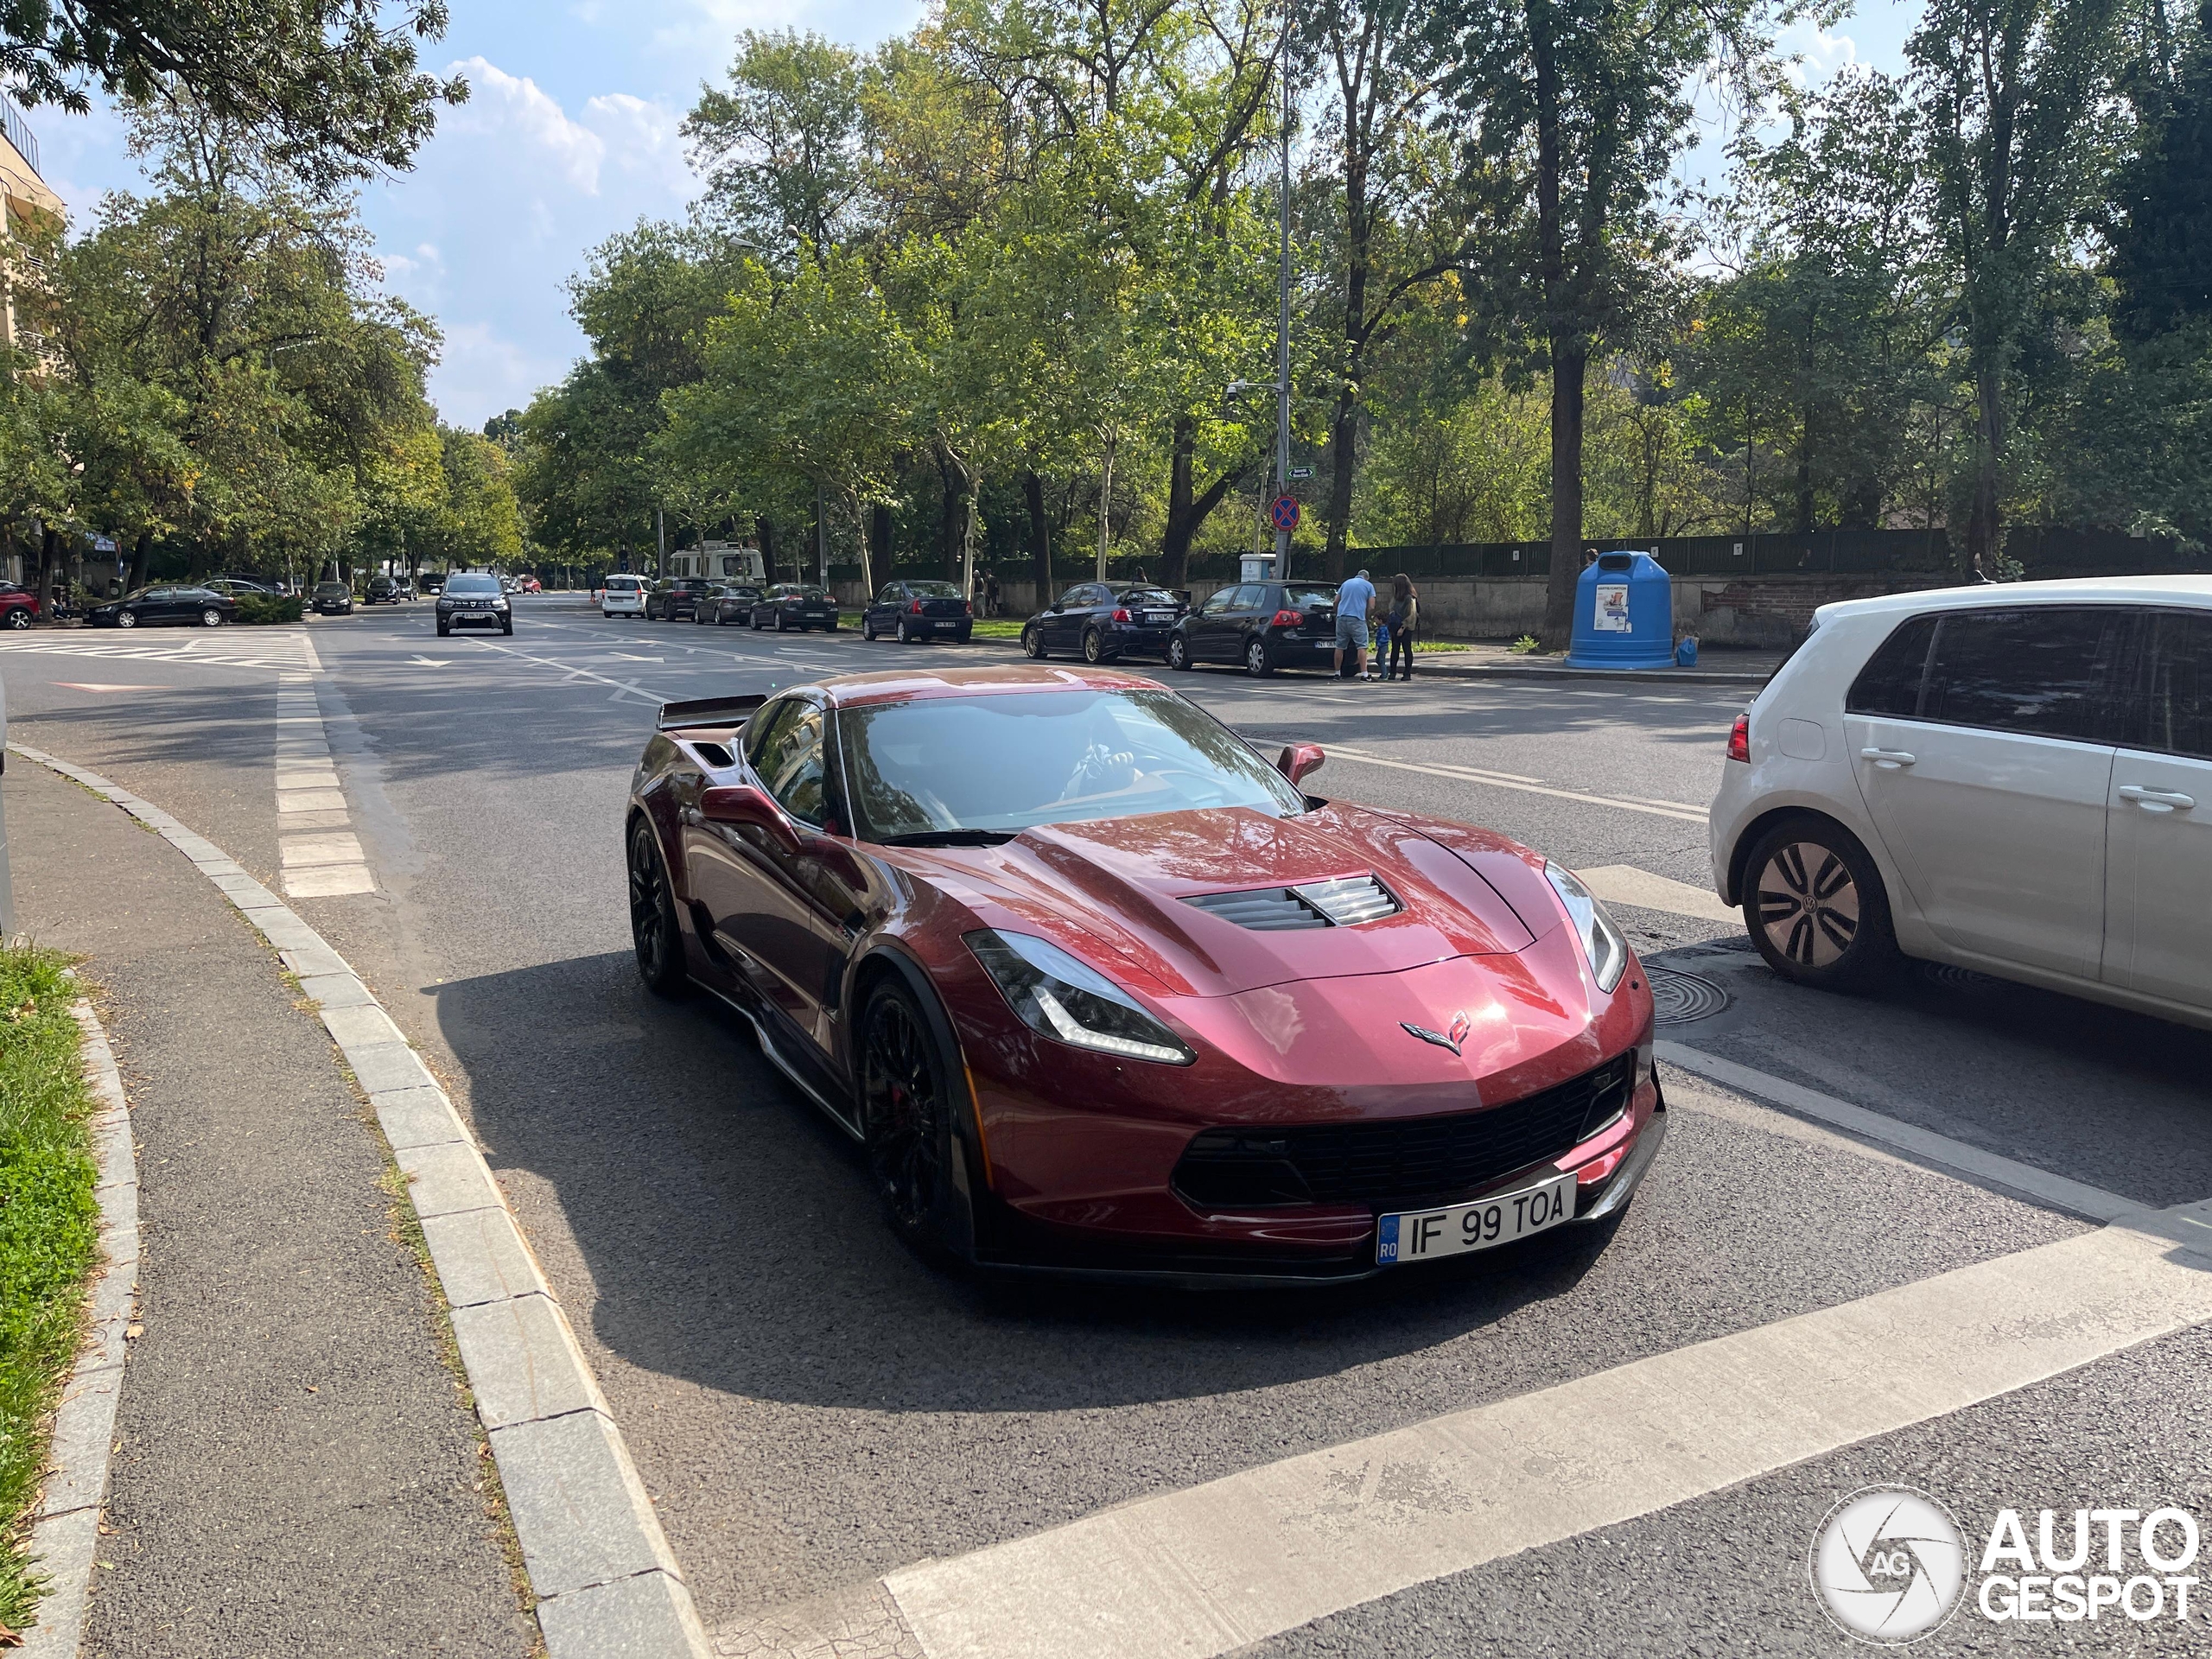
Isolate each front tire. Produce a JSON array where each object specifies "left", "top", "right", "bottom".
[
  {"left": 1166, "top": 633, "right": 1192, "bottom": 671},
  {"left": 1244, "top": 637, "right": 1273, "bottom": 677},
  {"left": 437, "top": 620, "right": 450, "bottom": 637},
  {"left": 1742, "top": 817, "right": 1900, "bottom": 991},
  {"left": 859, "top": 980, "right": 967, "bottom": 1263},
  {"left": 627, "top": 816, "right": 687, "bottom": 996},
  {"left": 862, "top": 619, "right": 876, "bottom": 640},
  {"left": 500, "top": 619, "right": 513, "bottom": 635},
  {"left": 1022, "top": 625, "right": 1046, "bottom": 659},
  {"left": 3, "top": 608, "right": 28, "bottom": 630},
  {"left": 117, "top": 610, "right": 137, "bottom": 630}
]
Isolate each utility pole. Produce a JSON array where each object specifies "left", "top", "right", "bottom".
[
  {"left": 655, "top": 506, "right": 667, "bottom": 579},
  {"left": 1274, "top": 3, "right": 1294, "bottom": 580},
  {"left": 816, "top": 477, "right": 829, "bottom": 588}
]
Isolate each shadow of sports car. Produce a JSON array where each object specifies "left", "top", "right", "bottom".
[{"left": 625, "top": 664, "right": 1663, "bottom": 1284}]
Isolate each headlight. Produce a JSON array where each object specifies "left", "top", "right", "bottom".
[
  {"left": 965, "top": 929, "right": 1195, "bottom": 1065},
  {"left": 1544, "top": 864, "right": 1630, "bottom": 994}
]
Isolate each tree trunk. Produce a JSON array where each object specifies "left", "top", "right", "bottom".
[
  {"left": 1022, "top": 468, "right": 1052, "bottom": 606},
  {"left": 755, "top": 517, "right": 777, "bottom": 581},
  {"left": 871, "top": 505, "right": 893, "bottom": 586},
  {"left": 36, "top": 525, "right": 58, "bottom": 616},
  {"left": 1544, "top": 343, "right": 1587, "bottom": 652},
  {"left": 129, "top": 530, "right": 152, "bottom": 593},
  {"left": 1795, "top": 425, "right": 1815, "bottom": 535},
  {"left": 1967, "top": 356, "right": 2005, "bottom": 576},
  {"left": 1096, "top": 434, "right": 1115, "bottom": 581},
  {"left": 938, "top": 454, "right": 963, "bottom": 583},
  {"left": 1322, "top": 378, "right": 1358, "bottom": 582}
]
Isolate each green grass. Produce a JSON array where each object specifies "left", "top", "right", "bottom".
[
  {"left": 0, "top": 946, "right": 99, "bottom": 1631},
  {"left": 970, "top": 617, "right": 1027, "bottom": 639}
]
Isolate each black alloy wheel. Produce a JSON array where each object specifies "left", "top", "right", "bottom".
[
  {"left": 1022, "top": 625, "right": 1046, "bottom": 659},
  {"left": 1742, "top": 817, "right": 1899, "bottom": 992},
  {"left": 3, "top": 607, "right": 27, "bottom": 629},
  {"left": 200, "top": 607, "right": 223, "bottom": 627},
  {"left": 1244, "top": 636, "right": 1273, "bottom": 677},
  {"left": 1166, "top": 633, "right": 1191, "bottom": 671},
  {"left": 860, "top": 981, "right": 963, "bottom": 1258},
  {"left": 627, "top": 816, "right": 687, "bottom": 995},
  {"left": 1083, "top": 628, "right": 1107, "bottom": 664}
]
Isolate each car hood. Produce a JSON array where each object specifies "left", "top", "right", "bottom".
[{"left": 893, "top": 803, "right": 1556, "bottom": 997}]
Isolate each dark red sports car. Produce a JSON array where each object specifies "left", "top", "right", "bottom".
[{"left": 626, "top": 665, "right": 1665, "bottom": 1282}]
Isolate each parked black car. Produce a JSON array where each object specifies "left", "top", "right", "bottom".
[
  {"left": 87, "top": 585, "right": 237, "bottom": 629},
  {"left": 753, "top": 583, "right": 838, "bottom": 632},
  {"left": 436, "top": 572, "right": 512, "bottom": 637},
  {"left": 311, "top": 581, "right": 355, "bottom": 616},
  {"left": 1165, "top": 581, "right": 1339, "bottom": 677},
  {"left": 416, "top": 573, "right": 446, "bottom": 595},
  {"left": 645, "top": 577, "right": 712, "bottom": 620},
  {"left": 861, "top": 580, "right": 971, "bottom": 643},
  {"left": 1021, "top": 582, "right": 1184, "bottom": 664},
  {"left": 365, "top": 575, "right": 404, "bottom": 604},
  {"left": 696, "top": 582, "right": 764, "bottom": 626}
]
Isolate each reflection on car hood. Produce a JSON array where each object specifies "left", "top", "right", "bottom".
[{"left": 892, "top": 803, "right": 1555, "bottom": 997}]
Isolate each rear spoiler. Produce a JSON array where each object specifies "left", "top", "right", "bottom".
[{"left": 657, "top": 694, "right": 768, "bottom": 733}]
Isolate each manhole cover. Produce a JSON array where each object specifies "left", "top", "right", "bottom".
[{"left": 1649, "top": 968, "right": 1730, "bottom": 1024}]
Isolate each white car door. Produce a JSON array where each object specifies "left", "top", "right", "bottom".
[
  {"left": 1847, "top": 605, "right": 2130, "bottom": 980},
  {"left": 2103, "top": 607, "right": 2212, "bottom": 1008}
]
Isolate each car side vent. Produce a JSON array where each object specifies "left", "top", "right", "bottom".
[{"left": 1184, "top": 875, "right": 1402, "bottom": 931}]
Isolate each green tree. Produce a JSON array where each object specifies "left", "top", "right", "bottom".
[{"left": 685, "top": 30, "right": 868, "bottom": 257}]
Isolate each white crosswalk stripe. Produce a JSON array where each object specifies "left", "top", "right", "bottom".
[{"left": 0, "top": 629, "right": 321, "bottom": 674}]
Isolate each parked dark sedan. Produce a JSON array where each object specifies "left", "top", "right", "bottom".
[
  {"left": 1023, "top": 582, "right": 1184, "bottom": 664},
  {"left": 862, "top": 580, "right": 971, "bottom": 643},
  {"left": 696, "top": 582, "right": 765, "bottom": 626},
  {"left": 89, "top": 585, "right": 236, "bottom": 629},
  {"left": 753, "top": 583, "right": 839, "bottom": 632},
  {"left": 645, "top": 577, "right": 713, "bottom": 621},
  {"left": 1166, "top": 581, "right": 1340, "bottom": 677}
]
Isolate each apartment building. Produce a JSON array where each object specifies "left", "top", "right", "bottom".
[{"left": 0, "top": 92, "right": 61, "bottom": 358}]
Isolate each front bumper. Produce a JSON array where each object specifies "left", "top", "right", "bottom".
[{"left": 442, "top": 609, "right": 507, "bottom": 626}]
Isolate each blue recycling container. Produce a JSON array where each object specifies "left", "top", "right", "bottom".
[{"left": 1566, "top": 550, "right": 1675, "bottom": 670}]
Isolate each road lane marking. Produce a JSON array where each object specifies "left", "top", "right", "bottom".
[
  {"left": 1654, "top": 1042, "right": 2143, "bottom": 1222},
  {"left": 1321, "top": 744, "right": 1710, "bottom": 823},
  {"left": 1578, "top": 865, "right": 1738, "bottom": 922},
  {"left": 851, "top": 1201, "right": 2212, "bottom": 1659},
  {"left": 461, "top": 638, "right": 672, "bottom": 703},
  {"left": 52, "top": 682, "right": 171, "bottom": 692},
  {"left": 276, "top": 674, "right": 375, "bottom": 897}
]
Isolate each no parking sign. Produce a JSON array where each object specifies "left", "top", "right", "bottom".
[{"left": 1270, "top": 495, "right": 1300, "bottom": 533}]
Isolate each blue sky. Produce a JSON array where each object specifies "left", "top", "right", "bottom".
[{"left": 27, "top": 0, "right": 1917, "bottom": 429}]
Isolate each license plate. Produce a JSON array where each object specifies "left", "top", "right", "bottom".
[
  {"left": 1376, "top": 1170, "right": 1576, "bottom": 1265},
  {"left": 934, "top": 620, "right": 957, "bottom": 628},
  {"left": 1144, "top": 612, "right": 1173, "bottom": 624}
]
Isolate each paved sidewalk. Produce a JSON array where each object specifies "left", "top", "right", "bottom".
[{"left": 11, "top": 761, "right": 533, "bottom": 1656}]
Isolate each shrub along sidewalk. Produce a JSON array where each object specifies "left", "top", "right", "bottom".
[{"left": 0, "top": 945, "right": 99, "bottom": 1637}]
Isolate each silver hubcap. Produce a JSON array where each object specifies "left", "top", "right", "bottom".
[{"left": 1757, "top": 842, "right": 1859, "bottom": 968}]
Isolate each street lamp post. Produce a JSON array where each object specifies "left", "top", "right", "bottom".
[{"left": 1274, "top": 3, "right": 1294, "bottom": 578}]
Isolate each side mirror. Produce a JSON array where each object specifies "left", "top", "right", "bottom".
[
  {"left": 701, "top": 785, "right": 800, "bottom": 853},
  {"left": 1276, "top": 742, "right": 1326, "bottom": 787}
]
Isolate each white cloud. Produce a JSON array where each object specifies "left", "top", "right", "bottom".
[
  {"left": 446, "top": 55, "right": 608, "bottom": 194},
  {"left": 429, "top": 321, "right": 577, "bottom": 426}
]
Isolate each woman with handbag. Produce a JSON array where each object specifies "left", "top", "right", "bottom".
[{"left": 1385, "top": 574, "right": 1418, "bottom": 681}]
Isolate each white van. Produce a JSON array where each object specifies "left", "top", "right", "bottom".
[
  {"left": 601, "top": 575, "right": 645, "bottom": 618},
  {"left": 1709, "top": 575, "right": 2212, "bottom": 1028}
]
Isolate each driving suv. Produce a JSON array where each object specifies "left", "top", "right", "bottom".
[
  {"left": 436, "top": 572, "right": 512, "bottom": 636},
  {"left": 365, "top": 575, "right": 404, "bottom": 604},
  {"left": 311, "top": 581, "right": 354, "bottom": 616},
  {"left": 601, "top": 574, "right": 645, "bottom": 617},
  {"left": 1710, "top": 576, "right": 2212, "bottom": 1028}
]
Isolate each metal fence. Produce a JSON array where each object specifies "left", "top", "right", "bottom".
[{"left": 0, "top": 94, "right": 39, "bottom": 178}]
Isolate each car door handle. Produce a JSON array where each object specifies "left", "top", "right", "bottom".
[
  {"left": 1859, "top": 747, "right": 1916, "bottom": 769},
  {"left": 2118, "top": 785, "right": 2196, "bottom": 812}
]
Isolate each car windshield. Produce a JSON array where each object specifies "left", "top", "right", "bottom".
[
  {"left": 796, "top": 586, "right": 830, "bottom": 599},
  {"left": 447, "top": 575, "right": 500, "bottom": 594},
  {"left": 839, "top": 688, "right": 1305, "bottom": 842},
  {"left": 314, "top": 582, "right": 347, "bottom": 596},
  {"left": 905, "top": 582, "right": 963, "bottom": 598}
]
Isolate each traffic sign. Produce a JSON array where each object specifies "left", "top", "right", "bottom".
[
  {"left": 1288, "top": 466, "right": 1313, "bottom": 480},
  {"left": 1270, "top": 495, "right": 1301, "bottom": 533}
]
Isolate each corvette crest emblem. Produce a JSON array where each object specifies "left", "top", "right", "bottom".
[{"left": 1402, "top": 1011, "right": 1473, "bottom": 1057}]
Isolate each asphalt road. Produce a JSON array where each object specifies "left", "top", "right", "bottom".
[{"left": 9, "top": 596, "right": 2209, "bottom": 1656}]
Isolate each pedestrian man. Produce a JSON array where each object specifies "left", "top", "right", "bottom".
[
  {"left": 985, "top": 573, "right": 1001, "bottom": 617},
  {"left": 1334, "top": 567, "right": 1376, "bottom": 682}
]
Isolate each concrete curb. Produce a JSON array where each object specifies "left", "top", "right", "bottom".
[
  {"left": 8, "top": 743, "right": 710, "bottom": 1659},
  {"left": 19, "top": 998, "right": 137, "bottom": 1659}
]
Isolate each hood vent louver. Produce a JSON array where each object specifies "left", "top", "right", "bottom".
[{"left": 1184, "top": 874, "right": 1402, "bottom": 931}]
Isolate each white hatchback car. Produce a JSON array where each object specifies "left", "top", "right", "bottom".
[
  {"left": 1710, "top": 576, "right": 2212, "bottom": 1029},
  {"left": 601, "top": 575, "right": 645, "bottom": 618}
]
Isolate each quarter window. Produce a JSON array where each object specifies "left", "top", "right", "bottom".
[
  {"left": 1920, "top": 607, "right": 2130, "bottom": 742},
  {"left": 1845, "top": 615, "right": 1938, "bottom": 717},
  {"left": 1198, "top": 587, "right": 1239, "bottom": 616}
]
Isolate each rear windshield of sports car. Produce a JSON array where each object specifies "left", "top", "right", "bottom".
[
  {"left": 838, "top": 688, "right": 1305, "bottom": 843},
  {"left": 446, "top": 575, "right": 501, "bottom": 594}
]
